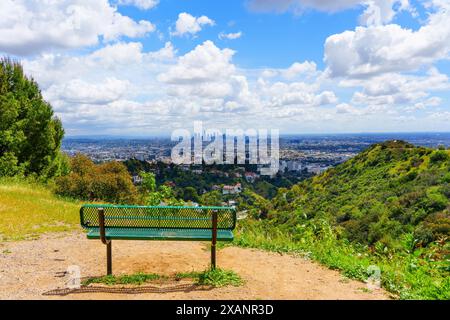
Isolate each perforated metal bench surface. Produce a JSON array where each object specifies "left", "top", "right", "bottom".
[{"left": 79, "top": 204, "right": 237, "bottom": 275}]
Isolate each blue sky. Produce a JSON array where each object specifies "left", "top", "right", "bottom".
[{"left": 0, "top": 0, "right": 449, "bottom": 135}]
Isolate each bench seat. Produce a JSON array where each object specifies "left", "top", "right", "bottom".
[{"left": 86, "top": 228, "right": 234, "bottom": 241}]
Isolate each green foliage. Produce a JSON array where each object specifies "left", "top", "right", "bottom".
[
  {"left": 83, "top": 269, "right": 243, "bottom": 288},
  {"left": 136, "top": 171, "right": 184, "bottom": 206},
  {"left": 55, "top": 154, "right": 138, "bottom": 204},
  {"left": 199, "top": 190, "right": 223, "bottom": 206},
  {"left": 83, "top": 273, "right": 163, "bottom": 286},
  {"left": 139, "top": 171, "right": 156, "bottom": 193},
  {"left": 0, "top": 58, "right": 64, "bottom": 179},
  {"left": 176, "top": 268, "right": 243, "bottom": 287},
  {"left": 268, "top": 140, "right": 450, "bottom": 248},
  {"left": 181, "top": 186, "right": 200, "bottom": 202},
  {"left": 234, "top": 219, "right": 450, "bottom": 300},
  {"left": 196, "top": 268, "right": 243, "bottom": 287},
  {"left": 0, "top": 152, "right": 24, "bottom": 177},
  {"left": 236, "top": 140, "right": 449, "bottom": 299},
  {"left": 430, "top": 150, "right": 449, "bottom": 164}
]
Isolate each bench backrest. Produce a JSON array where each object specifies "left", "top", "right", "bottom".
[{"left": 80, "top": 204, "right": 236, "bottom": 230}]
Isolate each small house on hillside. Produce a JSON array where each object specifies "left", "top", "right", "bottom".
[{"left": 222, "top": 183, "right": 242, "bottom": 195}]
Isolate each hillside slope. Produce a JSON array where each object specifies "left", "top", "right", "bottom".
[
  {"left": 271, "top": 140, "right": 450, "bottom": 248},
  {"left": 0, "top": 179, "right": 82, "bottom": 240},
  {"left": 236, "top": 141, "right": 449, "bottom": 299}
]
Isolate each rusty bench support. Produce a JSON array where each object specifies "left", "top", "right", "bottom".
[{"left": 98, "top": 208, "right": 112, "bottom": 275}]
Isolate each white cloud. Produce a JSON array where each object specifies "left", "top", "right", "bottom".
[
  {"left": 404, "top": 97, "right": 442, "bottom": 112},
  {"left": 428, "top": 111, "right": 450, "bottom": 122},
  {"left": 336, "top": 103, "right": 358, "bottom": 114},
  {"left": 343, "top": 68, "right": 450, "bottom": 106},
  {"left": 335, "top": 103, "right": 394, "bottom": 116},
  {"left": 0, "top": 0, "right": 155, "bottom": 55},
  {"left": 282, "top": 61, "right": 317, "bottom": 79},
  {"left": 158, "top": 40, "right": 235, "bottom": 84},
  {"left": 45, "top": 78, "right": 130, "bottom": 105},
  {"left": 171, "top": 12, "right": 215, "bottom": 37},
  {"left": 325, "top": 1, "right": 450, "bottom": 78},
  {"left": 117, "top": 0, "right": 159, "bottom": 10},
  {"left": 359, "top": 0, "right": 412, "bottom": 26},
  {"left": 218, "top": 31, "right": 243, "bottom": 40}
]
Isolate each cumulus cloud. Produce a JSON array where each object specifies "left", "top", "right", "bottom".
[
  {"left": 324, "top": 1, "right": 450, "bottom": 78},
  {"left": 158, "top": 40, "right": 236, "bottom": 84},
  {"left": 0, "top": 0, "right": 155, "bottom": 55},
  {"left": 45, "top": 78, "right": 130, "bottom": 105},
  {"left": 117, "top": 0, "right": 159, "bottom": 10},
  {"left": 340, "top": 68, "right": 450, "bottom": 107},
  {"left": 359, "top": 0, "right": 412, "bottom": 26},
  {"left": 171, "top": 12, "right": 215, "bottom": 37},
  {"left": 282, "top": 61, "right": 317, "bottom": 79},
  {"left": 218, "top": 31, "right": 243, "bottom": 40}
]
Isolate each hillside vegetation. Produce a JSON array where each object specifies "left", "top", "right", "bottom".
[
  {"left": 0, "top": 178, "right": 81, "bottom": 240},
  {"left": 271, "top": 140, "right": 450, "bottom": 247},
  {"left": 236, "top": 141, "right": 449, "bottom": 299}
]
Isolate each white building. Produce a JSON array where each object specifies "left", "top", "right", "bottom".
[{"left": 222, "top": 183, "right": 242, "bottom": 195}]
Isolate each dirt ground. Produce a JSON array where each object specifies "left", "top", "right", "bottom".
[{"left": 0, "top": 231, "right": 390, "bottom": 300}]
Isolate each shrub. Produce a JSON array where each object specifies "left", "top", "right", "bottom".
[
  {"left": 430, "top": 150, "right": 449, "bottom": 164},
  {"left": 55, "top": 154, "right": 138, "bottom": 204}
]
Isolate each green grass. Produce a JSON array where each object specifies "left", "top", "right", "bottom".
[
  {"left": 83, "top": 268, "right": 243, "bottom": 288},
  {"left": 0, "top": 177, "right": 83, "bottom": 240},
  {"left": 176, "top": 268, "right": 244, "bottom": 287},
  {"left": 83, "top": 273, "right": 164, "bottom": 286},
  {"left": 233, "top": 219, "right": 450, "bottom": 300}
]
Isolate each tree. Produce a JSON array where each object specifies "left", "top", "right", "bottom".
[
  {"left": 0, "top": 58, "right": 65, "bottom": 178},
  {"left": 139, "top": 171, "right": 156, "bottom": 193},
  {"left": 182, "top": 186, "right": 200, "bottom": 202}
]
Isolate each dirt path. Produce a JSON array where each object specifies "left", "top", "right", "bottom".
[{"left": 0, "top": 232, "right": 390, "bottom": 300}]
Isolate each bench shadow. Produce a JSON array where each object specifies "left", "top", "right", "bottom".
[{"left": 43, "top": 282, "right": 214, "bottom": 296}]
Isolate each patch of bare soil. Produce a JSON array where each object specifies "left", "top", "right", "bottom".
[{"left": 0, "top": 232, "right": 390, "bottom": 300}]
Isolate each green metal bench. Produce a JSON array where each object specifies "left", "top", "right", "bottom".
[{"left": 80, "top": 204, "right": 236, "bottom": 275}]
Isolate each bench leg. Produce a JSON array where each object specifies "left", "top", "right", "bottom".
[
  {"left": 106, "top": 241, "right": 112, "bottom": 275},
  {"left": 211, "top": 210, "right": 218, "bottom": 270},
  {"left": 211, "top": 242, "right": 216, "bottom": 270}
]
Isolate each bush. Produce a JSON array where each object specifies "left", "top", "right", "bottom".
[
  {"left": 55, "top": 154, "right": 138, "bottom": 204},
  {"left": 430, "top": 150, "right": 449, "bottom": 164}
]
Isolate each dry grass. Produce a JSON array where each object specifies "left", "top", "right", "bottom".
[{"left": 0, "top": 178, "right": 82, "bottom": 241}]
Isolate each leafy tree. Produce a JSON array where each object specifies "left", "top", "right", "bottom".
[
  {"left": 0, "top": 58, "right": 65, "bottom": 178},
  {"left": 182, "top": 186, "right": 200, "bottom": 202},
  {"left": 139, "top": 171, "right": 156, "bottom": 193}
]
